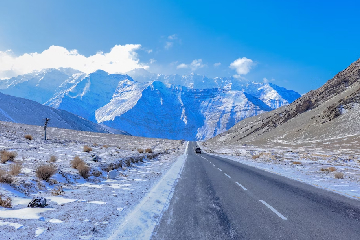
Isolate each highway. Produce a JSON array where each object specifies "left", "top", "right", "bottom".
[{"left": 152, "top": 142, "right": 360, "bottom": 239}]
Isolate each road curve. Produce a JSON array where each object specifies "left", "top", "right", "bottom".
[{"left": 151, "top": 142, "right": 360, "bottom": 240}]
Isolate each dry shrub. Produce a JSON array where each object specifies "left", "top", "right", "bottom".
[
  {"left": 252, "top": 154, "right": 261, "bottom": 160},
  {"left": 83, "top": 145, "right": 92, "bottom": 153},
  {"left": 51, "top": 186, "right": 65, "bottom": 196},
  {"left": 0, "top": 194, "right": 12, "bottom": 208},
  {"left": 0, "top": 169, "right": 13, "bottom": 184},
  {"left": 145, "top": 148, "right": 153, "bottom": 153},
  {"left": 71, "top": 156, "right": 85, "bottom": 169},
  {"left": 10, "top": 163, "right": 22, "bottom": 176},
  {"left": 24, "top": 134, "right": 33, "bottom": 140},
  {"left": 103, "top": 145, "right": 108, "bottom": 149},
  {"left": 36, "top": 164, "right": 57, "bottom": 181},
  {"left": 292, "top": 161, "right": 302, "bottom": 165},
  {"left": 1, "top": 150, "right": 17, "bottom": 163},
  {"left": 320, "top": 168, "right": 328, "bottom": 172},
  {"left": 334, "top": 172, "right": 344, "bottom": 179},
  {"left": 328, "top": 167, "right": 337, "bottom": 172},
  {"left": 78, "top": 164, "right": 90, "bottom": 178},
  {"left": 49, "top": 155, "right": 57, "bottom": 163},
  {"left": 92, "top": 170, "right": 102, "bottom": 177},
  {"left": 137, "top": 148, "right": 144, "bottom": 153}
]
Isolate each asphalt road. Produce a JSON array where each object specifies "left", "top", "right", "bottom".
[{"left": 152, "top": 142, "right": 360, "bottom": 240}]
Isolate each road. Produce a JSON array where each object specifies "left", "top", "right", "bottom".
[{"left": 152, "top": 142, "right": 360, "bottom": 240}]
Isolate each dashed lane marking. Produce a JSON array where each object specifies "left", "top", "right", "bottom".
[
  {"left": 235, "top": 182, "right": 247, "bottom": 190},
  {"left": 224, "top": 173, "right": 231, "bottom": 178},
  {"left": 259, "top": 200, "right": 287, "bottom": 220},
  {"left": 217, "top": 168, "right": 222, "bottom": 172}
]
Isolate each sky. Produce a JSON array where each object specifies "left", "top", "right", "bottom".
[{"left": 0, "top": 0, "right": 360, "bottom": 94}]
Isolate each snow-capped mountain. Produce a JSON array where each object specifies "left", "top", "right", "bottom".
[
  {"left": 0, "top": 91, "right": 128, "bottom": 135},
  {"left": 0, "top": 68, "right": 300, "bottom": 140}
]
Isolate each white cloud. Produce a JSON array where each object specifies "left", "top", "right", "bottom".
[
  {"left": 164, "top": 42, "right": 173, "bottom": 50},
  {"left": 214, "top": 62, "right": 221, "bottom": 67},
  {"left": 176, "top": 63, "right": 188, "bottom": 69},
  {"left": 0, "top": 44, "right": 148, "bottom": 78},
  {"left": 263, "top": 77, "right": 274, "bottom": 83},
  {"left": 229, "top": 57, "right": 254, "bottom": 77},
  {"left": 168, "top": 34, "right": 177, "bottom": 40},
  {"left": 146, "top": 49, "right": 153, "bottom": 53},
  {"left": 149, "top": 58, "right": 156, "bottom": 64}
]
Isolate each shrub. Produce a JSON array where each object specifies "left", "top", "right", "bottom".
[
  {"left": 0, "top": 194, "right": 12, "bottom": 208},
  {"left": 51, "top": 186, "right": 64, "bottom": 196},
  {"left": 328, "top": 167, "right": 337, "bottom": 172},
  {"left": 49, "top": 156, "right": 57, "bottom": 163},
  {"left": 252, "top": 154, "right": 260, "bottom": 160},
  {"left": 78, "top": 164, "right": 90, "bottom": 178},
  {"left": 24, "top": 135, "right": 33, "bottom": 140},
  {"left": 137, "top": 148, "right": 144, "bottom": 153},
  {"left": 71, "top": 156, "right": 85, "bottom": 169},
  {"left": 145, "top": 148, "right": 153, "bottom": 153},
  {"left": 0, "top": 169, "right": 13, "bottom": 184},
  {"left": 334, "top": 172, "right": 344, "bottom": 179},
  {"left": 36, "top": 164, "right": 57, "bottom": 181},
  {"left": 292, "top": 161, "right": 302, "bottom": 165},
  {"left": 103, "top": 145, "right": 108, "bottom": 149},
  {"left": 10, "top": 163, "right": 22, "bottom": 176},
  {"left": 1, "top": 150, "right": 17, "bottom": 163},
  {"left": 83, "top": 145, "right": 92, "bottom": 153},
  {"left": 92, "top": 170, "right": 102, "bottom": 177}
]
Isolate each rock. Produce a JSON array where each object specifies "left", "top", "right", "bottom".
[
  {"left": 107, "top": 170, "right": 118, "bottom": 179},
  {"left": 91, "top": 154, "right": 100, "bottom": 162},
  {"left": 28, "top": 197, "right": 47, "bottom": 208}
]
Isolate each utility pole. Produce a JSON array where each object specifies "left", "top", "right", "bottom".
[{"left": 44, "top": 118, "right": 50, "bottom": 140}]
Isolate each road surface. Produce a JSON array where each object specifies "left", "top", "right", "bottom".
[{"left": 152, "top": 142, "right": 360, "bottom": 240}]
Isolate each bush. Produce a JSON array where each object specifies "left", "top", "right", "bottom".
[
  {"left": 51, "top": 186, "right": 64, "bottom": 196},
  {"left": 0, "top": 194, "right": 12, "bottom": 208},
  {"left": 252, "top": 154, "right": 260, "bottom": 159},
  {"left": 49, "top": 156, "right": 57, "bottom": 163},
  {"left": 328, "top": 167, "right": 337, "bottom": 172},
  {"left": 24, "top": 135, "right": 33, "bottom": 140},
  {"left": 145, "top": 148, "right": 153, "bottom": 153},
  {"left": 92, "top": 170, "right": 102, "bottom": 177},
  {"left": 71, "top": 156, "right": 85, "bottom": 169},
  {"left": 292, "top": 161, "right": 302, "bottom": 165},
  {"left": 103, "top": 145, "right": 108, "bottom": 149},
  {"left": 78, "top": 164, "right": 90, "bottom": 178},
  {"left": 10, "top": 163, "right": 22, "bottom": 176},
  {"left": 0, "top": 169, "right": 13, "bottom": 184},
  {"left": 334, "top": 172, "right": 344, "bottom": 179},
  {"left": 1, "top": 150, "right": 17, "bottom": 163},
  {"left": 36, "top": 164, "right": 57, "bottom": 181},
  {"left": 137, "top": 148, "right": 144, "bottom": 153},
  {"left": 83, "top": 145, "right": 92, "bottom": 153}
]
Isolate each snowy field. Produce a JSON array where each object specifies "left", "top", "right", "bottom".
[
  {"left": 0, "top": 121, "right": 185, "bottom": 239},
  {"left": 200, "top": 141, "right": 360, "bottom": 201}
]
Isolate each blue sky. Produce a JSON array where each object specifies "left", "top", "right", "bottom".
[{"left": 0, "top": 0, "right": 359, "bottom": 94}]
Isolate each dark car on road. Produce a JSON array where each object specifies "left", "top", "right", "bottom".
[{"left": 195, "top": 147, "right": 201, "bottom": 153}]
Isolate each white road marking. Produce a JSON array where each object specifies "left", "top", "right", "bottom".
[
  {"left": 224, "top": 173, "right": 231, "bottom": 178},
  {"left": 213, "top": 164, "right": 215, "bottom": 167},
  {"left": 259, "top": 200, "right": 287, "bottom": 220},
  {"left": 235, "top": 182, "right": 247, "bottom": 190},
  {"left": 217, "top": 168, "right": 222, "bottom": 172}
]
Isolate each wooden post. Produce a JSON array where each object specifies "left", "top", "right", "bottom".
[{"left": 44, "top": 118, "right": 50, "bottom": 140}]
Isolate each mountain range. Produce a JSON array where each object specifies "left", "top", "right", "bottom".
[{"left": 0, "top": 68, "right": 300, "bottom": 140}]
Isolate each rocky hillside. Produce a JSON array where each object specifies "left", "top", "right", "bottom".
[{"left": 206, "top": 58, "right": 360, "bottom": 149}]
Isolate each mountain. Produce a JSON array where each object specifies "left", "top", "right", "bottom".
[
  {"left": 206, "top": 58, "right": 360, "bottom": 147},
  {"left": 0, "top": 68, "right": 300, "bottom": 140},
  {"left": 0, "top": 91, "right": 128, "bottom": 135}
]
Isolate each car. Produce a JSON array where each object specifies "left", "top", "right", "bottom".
[{"left": 195, "top": 147, "right": 201, "bottom": 154}]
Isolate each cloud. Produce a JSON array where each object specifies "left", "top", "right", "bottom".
[
  {"left": 0, "top": 45, "right": 148, "bottom": 78},
  {"left": 168, "top": 34, "right": 177, "bottom": 40},
  {"left": 176, "top": 59, "right": 206, "bottom": 71},
  {"left": 214, "top": 62, "right": 221, "bottom": 67},
  {"left": 229, "top": 57, "right": 254, "bottom": 77},
  {"left": 146, "top": 49, "right": 153, "bottom": 53},
  {"left": 263, "top": 77, "right": 274, "bottom": 83},
  {"left": 164, "top": 42, "right": 173, "bottom": 50},
  {"left": 149, "top": 58, "right": 156, "bottom": 64}
]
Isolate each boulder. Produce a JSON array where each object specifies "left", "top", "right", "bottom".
[{"left": 28, "top": 197, "right": 47, "bottom": 208}]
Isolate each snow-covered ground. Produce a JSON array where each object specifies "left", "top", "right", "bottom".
[
  {"left": 200, "top": 142, "right": 360, "bottom": 201},
  {"left": 0, "top": 121, "right": 185, "bottom": 239}
]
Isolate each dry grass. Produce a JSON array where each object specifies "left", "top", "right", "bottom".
[
  {"left": 24, "top": 134, "right": 33, "bottom": 140},
  {"left": 36, "top": 164, "right": 57, "bottom": 181},
  {"left": 78, "top": 164, "right": 90, "bottom": 178},
  {"left": 49, "top": 155, "right": 57, "bottom": 163},
  {"left": 328, "top": 167, "right": 337, "bottom": 172},
  {"left": 252, "top": 154, "right": 261, "bottom": 159},
  {"left": 83, "top": 145, "right": 92, "bottom": 152},
  {"left": 71, "top": 156, "right": 85, "bottom": 169},
  {"left": 103, "top": 145, "right": 108, "bottom": 149},
  {"left": 51, "top": 186, "right": 65, "bottom": 196},
  {"left": 0, "top": 169, "right": 13, "bottom": 184},
  {"left": 137, "top": 148, "right": 144, "bottom": 153},
  {"left": 0, "top": 194, "right": 12, "bottom": 208},
  {"left": 10, "top": 163, "right": 22, "bottom": 176},
  {"left": 145, "top": 148, "right": 153, "bottom": 153},
  {"left": 292, "top": 161, "right": 302, "bottom": 165},
  {"left": 334, "top": 172, "right": 344, "bottom": 179},
  {"left": 1, "top": 150, "right": 17, "bottom": 163}
]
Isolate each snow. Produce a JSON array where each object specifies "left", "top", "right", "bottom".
[
  {"left": 0, "top": 220, "right": 24, "bottom": 229},
  {"left": 0, "top": 208, "right": 55, "bottom": 220}
]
